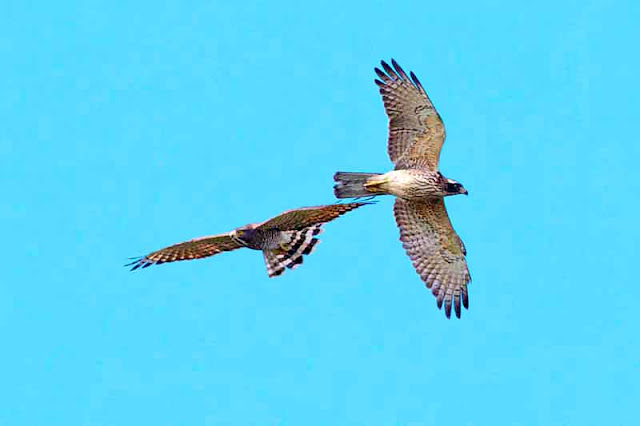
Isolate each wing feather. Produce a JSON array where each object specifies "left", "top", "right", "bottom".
[
  {"left": 126, "top": 233, "right": 243, "bottom": 270},
  {"left": 257, "top": 202, "right": 369, "bottom": 231},
  {"left": 375, "top": 59, "right": 445, "bottom": 170},
  {"left": 393, "top": 198, "right": 470, "bottom": 318}
]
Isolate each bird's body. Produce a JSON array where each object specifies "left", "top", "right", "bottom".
[
  {"left": 127, "top": 203, "right": 367, "bottom": 277},
  {"left": 334, "top": 59, "right": 471, "bottom": 318},
  {"left": 336, "top": 169, "right": 451, "bottom": 200},
  {"left": 230, "top": 226, "right": 289, "bottom": 250}
]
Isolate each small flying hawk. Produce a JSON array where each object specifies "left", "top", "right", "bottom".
[
  {"left": 334, "top": 59, "right": 471, "bottom": 318},
  {"left": 127, "top": 203, "right": 368, "bottom": 277}
]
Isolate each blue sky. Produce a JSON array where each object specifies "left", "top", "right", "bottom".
[{"left": 2, "top": 0, "right": 638, "bottom": 424}]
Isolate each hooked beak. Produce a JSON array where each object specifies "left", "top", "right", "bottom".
[{"left": 462, "top": 188, "right": 469, "bottom": 195}]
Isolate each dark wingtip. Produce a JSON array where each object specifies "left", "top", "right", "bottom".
[
  {"left": 444, "top": 301, "right": 452, "bottom": 319},
  {"left": 125, "top": 257, "right": 144, "bottom": 271},
  {"left": 124, "top": 256, "right": 160, "bottom": 271},
  {"left": 392, "top": 59, "right": 410, "bottom": 80},
  {"left": 380, "top": 60, "right": 395, "bottom": 77},
  {"left": 356, "top": 198, "right": 377, "bottom": 207},
  {"left": 410, "top": 71, "right": 424, "bottom": 92},
  {"left": 124, "top": 256, "right": 141, "bottom": 266}
]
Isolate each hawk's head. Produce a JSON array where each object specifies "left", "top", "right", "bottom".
[
  {"left": 230, "top": 226, "right": 257, "bottom": 245},
  {"left": 441, "top": 176, "right": 468, "bottom": 196}
]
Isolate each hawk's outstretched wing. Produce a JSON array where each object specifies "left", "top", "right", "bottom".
[
  {"left": 126, "top": 233, "right": 243, "bottom": 270},
  {"left": 394, "top": 198, "right": 470, "bottom": 318},
  {"left": 375, "top": 59, "right": 445, "bottom": 171},
  {"left": 257, "top": 202, "right": 369, "bottom": 231}
]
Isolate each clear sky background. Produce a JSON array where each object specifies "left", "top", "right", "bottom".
[{"left": 2, "top": 0, "right": 638, "bottom": 424}]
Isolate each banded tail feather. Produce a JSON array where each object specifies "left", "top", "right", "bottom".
[
  {"left": 333, "top": 171, "right": 383, "bottom": 198},
  {"left": 263, "top": 225, "right": 323, "bottom": 278},
  {"left": 263, "top": 250, "right": 286, "bottom": 277}
]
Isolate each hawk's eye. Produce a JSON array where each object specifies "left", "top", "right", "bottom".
[{"left": 446, "top": 182, "right": 460, "bottom": 192}]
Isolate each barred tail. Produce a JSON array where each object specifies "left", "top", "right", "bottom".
[
  {"left": 333, "top": 171, "right": 383, "bottom": 198},
  {"left": 263, "top": 225, "right": 322, "bottom": 278}
]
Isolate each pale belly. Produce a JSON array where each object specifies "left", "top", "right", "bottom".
[{"left": 377, "top": 169, "right": 438, "bottom": 200}]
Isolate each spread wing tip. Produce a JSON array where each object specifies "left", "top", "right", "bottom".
[
  {"left": 409, "top": 71, "right": 424, "bottom": 93},
  {"left": 376, "top": 58, "right": 425, "bottom": 94},
  {"left": 382, "top": 61, "right": 395, "bottom": 80},
  {"left": 125, "top": 256, "right": 157, "bottom": 271},
  {"left": 437, "top": 294, "right": 468, "bottom": 319},
  {"left": 445, "top": 301, "right": 452, "bottom": 319},
  {"left": 429, "top": 277, "right": 468, "bottom": 319},
  {"left": 390, "top": 59, "right": 408, "bottom": 79}
]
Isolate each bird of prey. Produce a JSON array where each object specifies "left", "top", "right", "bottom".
[
  {"left": 333, "top": 59, "right": 470, "bottom": 318},
  {"left": 127, "top": 203, "right": 368, "bottom": 277}
]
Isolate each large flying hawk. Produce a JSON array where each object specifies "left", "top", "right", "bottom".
[
  {"left": 334, "top": 59, "right": 470, "bottom": 318},
  {"left": 127, "top": 203, "right": 368, "bottom": 277}
]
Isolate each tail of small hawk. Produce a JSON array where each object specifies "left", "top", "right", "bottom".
[
  {"left": 263, "top": 225, "right": 322, "bottom": 277},
  {"left": 333, "top": 171, "right": 384, "bottom": 198}
]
